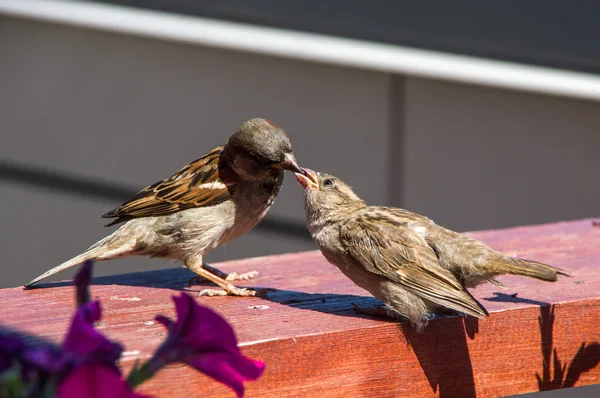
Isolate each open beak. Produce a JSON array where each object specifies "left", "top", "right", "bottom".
[
  {"left": 275, "top": 153, "right": 304, "bottom": 174},
  {"left": 295, "top": 167, "right": 319, "bottom": 189}
]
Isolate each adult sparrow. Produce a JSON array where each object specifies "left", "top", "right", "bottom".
[
  {"left": 295, "top": 169, "right": 568, "bottom": 330},
  {"left": 25, "top": 118, "right": 305, "bottom": 296}
]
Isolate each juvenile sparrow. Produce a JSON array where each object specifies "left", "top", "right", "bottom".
[
  {"left": 295, "top": 169, "right": 568, "bottom": 330},
  {"left": 25, "top": 118, "right": 305, "bottom": 296}
]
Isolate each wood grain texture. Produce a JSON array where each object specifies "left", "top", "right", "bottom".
[{"left": 1, "top": 218, "right": 599, "bottom": 397}]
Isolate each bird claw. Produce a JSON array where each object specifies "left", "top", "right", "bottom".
[
  {"left": 197, "top": 287, "right": 274, "bottom": 297},
  {"left": 225, "top": 270, "right": 259, "bottom": 281},
  {"left": 198, "top": 287, "right": 262, "bottom": 297},
  {"left": 197, "top": 288, "right": 227, "bottom": 297}
]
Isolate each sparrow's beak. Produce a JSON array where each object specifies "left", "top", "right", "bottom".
[
  {"left": 295, "top": 168, "right": 319, "bottom": 189},
  {"left": 274, "top": 152, "right": 304, "bottom": 174}
]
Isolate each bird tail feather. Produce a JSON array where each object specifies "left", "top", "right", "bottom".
[
  {"left": 502, "top": 258, "right": 570, "bottom": 282},
  {"left": 24, "top": 232, "right": 135, "bottom": 288}
]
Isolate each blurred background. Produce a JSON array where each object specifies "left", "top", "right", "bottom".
[{"left": 1, "top": 0, "right": 600, "bottom": 291}]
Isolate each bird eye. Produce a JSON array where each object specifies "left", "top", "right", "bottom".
[{"left": 322, "top": 179, "right": 334, "bottom": 188}]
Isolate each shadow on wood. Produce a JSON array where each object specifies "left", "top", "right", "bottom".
[
  {"left": 536, "top": 305, "right": 600, "bottom": 391},
  {"left": 402, "top": 318, "right": 477, "bottom": 398}
]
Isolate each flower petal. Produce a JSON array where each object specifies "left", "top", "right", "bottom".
[
  {"left": 57, "top": 364, "right": 151, "bottom": 398},
  {"left": 151, "top": 294, "right": 264, "bottom": 397},
  {"left": 75, "top": 260, "right": 93, "bottom": 307},
  {"left": 170, "top": 294, "right": 192, "bottom": 333},
  {"left": 0, "top": 335, "right": 27, "bottom": 355},
  {"left": 21, "top": 345, "right": 63, "bottom": 374},
  {"left": 189, "top": 353, "right": 265, "bottom": 398},
  {"left": 0, "top": 335, "right": 28, "bottom": 373},
  {"left": 172, "top": 294, "right": 238, "bottom": 352},
  {"left": 0, "top": 333, "right": 65, "bottom": 380},
  {"left": 154, "top": 316, "right": 172, "bottom": 329},
  {"left": 62, "top": 302, "right": 122, "bottom": 366}
]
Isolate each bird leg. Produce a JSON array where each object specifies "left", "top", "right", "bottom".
[
  {"left": 185, "top": 259, "right": 261, "bottom": 297},
  {"left": 188, "top": 263, "right": 259, "bottom": 285},
  {"left": 201, "top": 263, "right": 259, "bottom": 281}
]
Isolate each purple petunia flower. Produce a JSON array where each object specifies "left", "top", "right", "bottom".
[
  {"left": 75, "top": 260, "right": 93, "bottom": 308},
  {"left": 1, "top": 261, "right": 120, "bottom": 379},
  {"left": 61, "top": 301, "right": 123, "bottom": 368},
  {"left": 21, "top": 344, "right": 63, "bottom": 374},
  {"left": 0, "top": 335, "right": 27, "bottom": 373},
  {"left": 148, "top": 293, "right": 265, "bottom": 397},
  {"left": 58, "top": 363, "right": 151, "bottom": 398},
  {"left": 1, "top": 331, "right": 64, "bottom": 381},
  {"left": 3, "top": 261, "right": 267, "bottom": 397},
  {"left": 1, "top": 261, "right": 123, "bottom": 396},
  {"left": 60, "top": 260, "right": 123, "bottom": 369}
]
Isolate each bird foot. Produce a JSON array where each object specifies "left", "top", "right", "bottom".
[
  {"left": 225, "top": 270, "right": 259, "bottom": 281},
  {"left": 198, "top": 286, "right": 272, "bottom": 297},
  {"left": 198, "top": 287, "right": 255, "bottom": 297}
]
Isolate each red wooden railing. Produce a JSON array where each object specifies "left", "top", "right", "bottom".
[{"left": 1, "top": 218, "right": 599, "bottom": 397}]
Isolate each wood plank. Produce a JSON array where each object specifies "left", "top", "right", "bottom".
[{"left": 1, "top": 218, "right": 599, "bottom": 397}]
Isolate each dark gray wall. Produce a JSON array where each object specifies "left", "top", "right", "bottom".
[{"left": 402, "top": 77, "right": 600, "bottom": 232}]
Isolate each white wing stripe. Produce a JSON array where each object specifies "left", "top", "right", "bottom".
[{"left": 196, "top": 181, "right": 227, "bottom": 190}]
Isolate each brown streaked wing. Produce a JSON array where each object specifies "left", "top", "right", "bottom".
[
  {"left": 102, "top": 146, "right": 233, "bottom": 224},
  {"left": 340, "top": 215, "right": 488, "bottom": 318}
]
